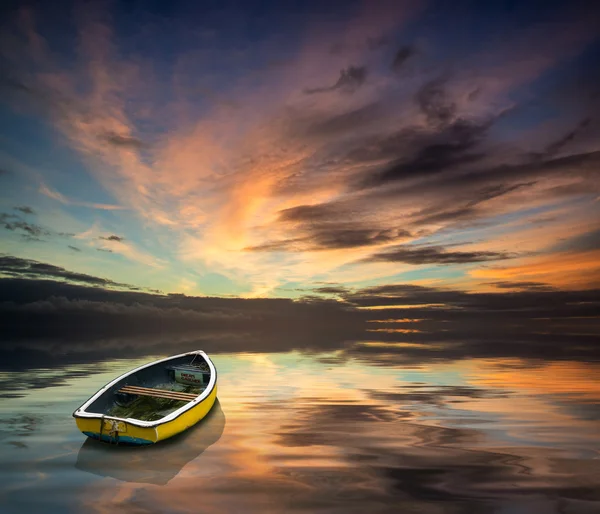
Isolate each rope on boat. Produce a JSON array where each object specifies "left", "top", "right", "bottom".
[
  {"left": 100, "top": 414, "right": 120, "bottom": 445},
  {"left": 107, "top": 419, "right": 120, "bottom": 445}
]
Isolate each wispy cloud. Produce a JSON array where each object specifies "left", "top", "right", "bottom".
[{"left": 39, "top": 184, "right": 126, "bottom": 211}]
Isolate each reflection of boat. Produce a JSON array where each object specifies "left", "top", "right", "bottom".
[
  {"left": 75, "top": 399, "right": 225, "bottom": 485},
  {"left": 73, "top": 351, "right": 218, "bottom": 445}
]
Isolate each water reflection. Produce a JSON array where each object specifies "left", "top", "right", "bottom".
[
  {"left": 75, "top": 400, "right": 225, "bottom": 485},
  {"left": 1, "top": 352, "right": 599, "bottom": 514}
]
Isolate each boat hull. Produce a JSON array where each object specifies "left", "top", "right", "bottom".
[
  {"left": 73, "top": 351, "right": 218, "bottom": 445},
  {"left": 75, "top": 384, "right": 217, "bottom": 445}
]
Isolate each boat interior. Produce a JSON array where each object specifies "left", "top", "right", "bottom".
[{"left": 84, "top": 353, "right": 211, "bottom": 422}]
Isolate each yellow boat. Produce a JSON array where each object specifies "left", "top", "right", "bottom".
[{"left": 73, "top": 351, "right": 217, "bottom": 445}]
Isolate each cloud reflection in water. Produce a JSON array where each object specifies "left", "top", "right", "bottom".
[{"left": 23, "top": 353, "right": 589, "bottom": 514}]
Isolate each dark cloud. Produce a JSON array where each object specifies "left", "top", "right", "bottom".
[
  {"left": 308, "top": 226, "right": 410, "bottom": 250},
  {"left": 247, "top": 226, "right": 411, "bottom": 252},
  {"left": 488, "top": 281, "right": 556, "bottom": 291},
  {"left": 313, "top": 285, "right": 350, "bottom": 295},
  {"left": 343, "top": 128, "right": 415, "bottom": 164},
  {"left": 14, "top": 206, "right": 35, "bottom": 215},
  {"left": 263, "top": 205, "right": 414, "bottom": 252},
  {"left": 266, "top": 143, "right": 597, "bottom": 258},
  {"left": 543, "top": 117, "right": 592, "bottom": 157},
  {"left": 68, "top": 245, "right": 82, "bottom": 252},
  {"left": 278, "top": 203, "right": 340, "bottom": 223},
  {"left": 299, "top": 102, "right": 383, "bottom": 138},
  {"left": 357, "top": 119, "right": 490, "bottom": 189},
  {"left": 408, "top": 181, "right": 537, "bottom": 226},
  {"left": 366, "top": 35, "right": 389, "bottom": 51},
  {"left": 99, "top": 235, "right": 124, "bottom": 242},
  {"left": 304, "top": 66, "right": 367, "bottom": 95},
  {"left": 0, "top": 275, "right": 363, "bottom": 373},
  {"left": 416, "top": 77, "right": 456, "bottom": 126},
  {"left": 0, "top": 212, "right": 74, "bottom": 241},
  {"left": 391, "top": 45, "right": 416, "bottom": 72},
  {"left": 0, "top": 213, "right": 49, "bottom": 239},
  {"left": 550, "top": 227, "right": 600, "bottom": 253},
  {"left": 443, "top": 149, "right": 600, "bottom": 193},
  {"left": 0, "top": 255, "right": 137, "bottom": 290},
  {"left": 362, "top": 244, "right": 514, "bottom": 265},
  {"left": 0, "top": 71, "right": 79, "bottom": 122},
  {"left": 100, "top": 131, "right": 145, "bottom": 149}
]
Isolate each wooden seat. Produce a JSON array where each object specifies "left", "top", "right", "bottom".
[{"left": 118, "top": 385, "right": 198, "bottom": 402}]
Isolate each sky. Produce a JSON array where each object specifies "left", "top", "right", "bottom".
[{"left": 1, "top": 0, "right": 599, "bottom": 299}]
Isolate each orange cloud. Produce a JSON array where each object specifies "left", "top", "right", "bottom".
[{"left": 471, "top": 250, "right": 600, "bottom": 289}]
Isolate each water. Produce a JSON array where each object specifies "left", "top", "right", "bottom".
[{"left": 1, "top": 351, "right": 599, "bottom": 513}]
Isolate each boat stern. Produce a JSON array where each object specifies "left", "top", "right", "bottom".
[{"left": 74, "top": 415, "right": 158, "bottom": 445}]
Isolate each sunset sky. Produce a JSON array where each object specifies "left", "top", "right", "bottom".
[{"left": 1, "top": 0, "right": 599, "bottom": 298}]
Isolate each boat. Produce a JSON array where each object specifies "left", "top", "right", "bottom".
[{"left": 73, "top": 350, "right": 218, "bottom": 445}]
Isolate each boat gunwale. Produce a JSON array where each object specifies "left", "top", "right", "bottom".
[{"left": 72, "top": 350, "right": 217, "bottom": 428}]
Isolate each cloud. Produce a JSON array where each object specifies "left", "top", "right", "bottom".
[
  {"left": 0, "top": 255, "right": 139, "bottom": 290},
  {"left": 14, "top": 206, "right": 35, "bottom": 215},
  {"left": 487, "top": 281, "right": 556, "bottom": 291},
  {"left": 99, "top": 234, "right": 124, "bottom": 242},
  {"left": 470, "top": 248, "right": 600, "bottom": 289},
  {"left": 391, "top": 45, "right": 416, "bottom": 72},
  {"left": 247, "top": 226, "right": 411, "bottom": 252},
  {"left": 366, "top": 35, "right": 389, "bottom": 51},
  {"left": 550, "top": 227, "right": 600, "bottom": 253},
  {"left": 100, "top": 131, "right": 145, "bottom": 149},
  {"left": 297, "top": 102, "right": 384, "bottom": 139},
  {"left": 304, "top": 65, "right": 367, "bottom": 94},
  {"left": 39, "top": 183, "right": 69, "bottom": 204},
  {"left": 362, "top": 244, "right": 514, "bottom": 265},
  {"left": 68, "top": 245, "right": 82, "bottom": 252},
  {"left": 415, "top": 77, "right": 456, "bottom": 126},
  {"left": 313, "top": 285, "right": 350, "bottom": 295},
  {"left": 356, "top": 119, "right": 491, "bottom": 189},
  {"left": 0, "top": 212, "right": 75, "bottom": 242},
  {"left": 39, "top": 184, "right": 126, "bottom": 211},
  {"left": 543, "top": 117, "right": 592, "bottom": 157},
  {"left": 0, "top": 213, "right": 51, "bottom": 241}
]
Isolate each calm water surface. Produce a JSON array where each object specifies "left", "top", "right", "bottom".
[{"left": 1, "top": 352, "right": 599, "bottom": 513}]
